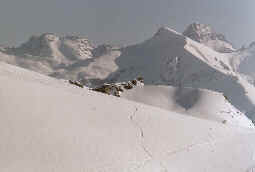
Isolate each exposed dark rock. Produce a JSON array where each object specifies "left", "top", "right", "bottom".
[
  {"left": 92, "top": 77, "right": 144, "bottom": 97},
  {"left": 69, "top": 80, "right": 84, "bottom": 88}
]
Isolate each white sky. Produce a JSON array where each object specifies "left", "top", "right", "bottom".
[{"left": 0, "top": 0, "right": 254, "bottom": 47}]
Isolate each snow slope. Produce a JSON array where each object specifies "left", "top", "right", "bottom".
[
  {"left": 1, "top": 62, "right": 255, "bottom": 172},
  {"left": 88, "top": 78, "right": 254, "bottom": 128},
  {"left": 121, "top": 85, "right": 254, "bottom": 128}
]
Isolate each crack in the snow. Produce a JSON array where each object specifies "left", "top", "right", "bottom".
[
  {"left": 128, "top": 106, "right": 155, "bottom": 172},
  {"left": 129, "top": 107, "right": 169, "bottom": 172},
  {"left": 130, "top": 107, "right": 144, "bottom": 138},
  {"left": 129, "top": 107, "right": 152, "bottom": 159}
]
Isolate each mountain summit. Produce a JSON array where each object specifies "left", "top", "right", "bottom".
[{"left": 183, "top": 23, "right": 235, "bottom": 53}]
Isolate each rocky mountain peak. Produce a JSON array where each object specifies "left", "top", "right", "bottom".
[
  {"left": 153, "top": 27, "right": 183, "bottom": 39},
  {"left": 183, "top": 23, "right": 235, "bottom": 53},
  {"left": 183, "top": 23, "right": 224, "bottom": 42}
]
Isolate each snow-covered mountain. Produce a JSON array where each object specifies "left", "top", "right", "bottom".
[
  {"left": 1, "top": 62, "right": 255, "bottom": 172},
  {"left": 95, "top": 27, "right": 255, "bottom": 121},
  {"left": 1, "top": 23, "right": 255, "bottom": 122}
]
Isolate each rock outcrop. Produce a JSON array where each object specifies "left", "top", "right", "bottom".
[{"left": 92, "top": 77, "right": 144, "bottom": 97}]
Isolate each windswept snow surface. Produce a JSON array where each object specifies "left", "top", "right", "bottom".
[
  {"left": 0, "top": 62, "right": 255, "bottom": 172},
  {"left": 121, "top": 85, "right": 254, "bottom": 129}
]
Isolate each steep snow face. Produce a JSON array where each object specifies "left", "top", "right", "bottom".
[
  {"left": 105, "top": 26, "right": 234, "bottom": 83},
  {"left": 121, "top": 85, "right": 254, "bottom": 129},
  {"left": 183, "top": 23, "right": 235, "bottom": 53},
  {"left": 1, "top": 62, "right": 255, "bottom": 172}
]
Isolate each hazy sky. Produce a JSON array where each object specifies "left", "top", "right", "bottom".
[{"left": 0, "top": 0, "right": 254, "bottom": 47}]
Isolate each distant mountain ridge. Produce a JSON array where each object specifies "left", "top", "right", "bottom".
[{"left": 3, "top": 33, "right": 95, "bottom": 63}]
